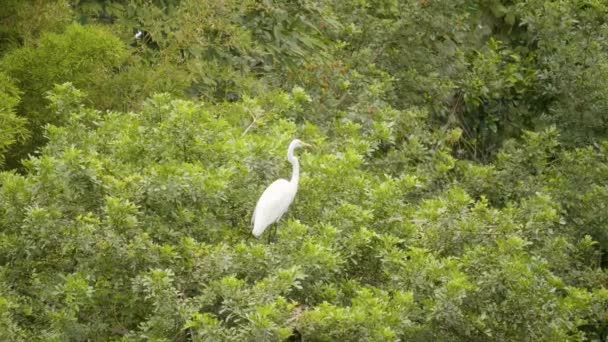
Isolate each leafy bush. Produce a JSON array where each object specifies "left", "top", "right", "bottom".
[
  {"left": 0, "top": 72, "right": 28, "bottom": 167},
  {"left": 0, "top": 23, "right": 127, "bottom": 167},
  {"left": 0, "top": 84, "right": 605, "bottom": 340},
  {"left": 0, "top": 0, "right": 607, "bottom": 340},
  {"left": 0, "top": 0, "right": 73, "bottom": 54}
]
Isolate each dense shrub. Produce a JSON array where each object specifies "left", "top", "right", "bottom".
[
  {"left": 0, "top": 84, "right": 605, "bottom": 340},
  {"left": 0, "top": 72, "right": 28, "bottom": 168},
  {"left": 0, "top": 0, "right": 606, "bottom": 340},
  {"left": 0, "top": 23, "right": 127, "bottom": 167}
]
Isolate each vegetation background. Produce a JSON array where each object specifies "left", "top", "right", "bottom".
[{"left": 0, "top": 0, "right": 607, "bottom": 340}]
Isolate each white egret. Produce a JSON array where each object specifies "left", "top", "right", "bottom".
[{"left": 252, "top": 139, "right": 311, "bottom": 242}]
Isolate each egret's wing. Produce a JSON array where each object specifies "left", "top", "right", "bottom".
[{"left": 252, "top": 179, "right": 296, "bottom": 237}]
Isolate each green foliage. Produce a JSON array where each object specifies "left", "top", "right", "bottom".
[
  {"left": 328, "top": 0, "right": 608, "bottom": 157},
  {"left": 0, "top": 23, "right": 127, "bottom": 167},
  {"left": 454, "top": 38, "right": 536, "bottom": 160},
  {"left": 0, "top": 0, "right": 607, "bottom": 340},
  {"left": 0, "top": 84, "right": 605, "bottom": 340},
  {"left": 0, "top": 0, "right": 73, "bottom": 54},
  {"left": 0, "top": 72, "right": 28, "bottom": 167},
  {"left": 74, "top": 0, "right": 335, "bottom": 103},
  {"left": 1, "top": 23, "right": 126, "bottom": 119},
  {"left": 515, "top": 0, "right": 608, "bottom": 145}
]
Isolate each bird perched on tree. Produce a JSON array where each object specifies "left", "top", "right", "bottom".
[{"left": 252, "top": 139, "right": 311, "bottom": 242}]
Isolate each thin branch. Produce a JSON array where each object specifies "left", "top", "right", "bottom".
[{"left": 242, "top": 108, "right": 258, "bottom": 136}]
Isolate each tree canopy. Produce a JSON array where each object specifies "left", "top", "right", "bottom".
[{"left": 0, "top": 0, "right": 607, "bottom": 340}]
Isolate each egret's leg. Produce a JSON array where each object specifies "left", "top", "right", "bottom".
[{"left": 267, "top": 223, "right": 278, "bottom": 244}]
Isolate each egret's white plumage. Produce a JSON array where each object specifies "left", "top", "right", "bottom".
[
  {"left": 252, "top": 179, "right": 296, "bottom": 237},
  {"left": 251, "top": 139, "right": 309, "bottom": 239}
]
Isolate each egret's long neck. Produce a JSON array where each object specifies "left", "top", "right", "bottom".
[{"left": 288, "top": 145, "right": 299, "bottom": 184}]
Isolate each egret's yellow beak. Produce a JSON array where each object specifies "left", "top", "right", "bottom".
[{"left": 301, "top": 141, "right": 313, "bottom": 148}]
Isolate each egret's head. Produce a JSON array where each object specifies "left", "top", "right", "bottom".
[
  {"left": 290, "top": 139, "right": 312, "bottom": 149},
  {"left": 287, "top": 139, "right": 312, "bottom": 160}
]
